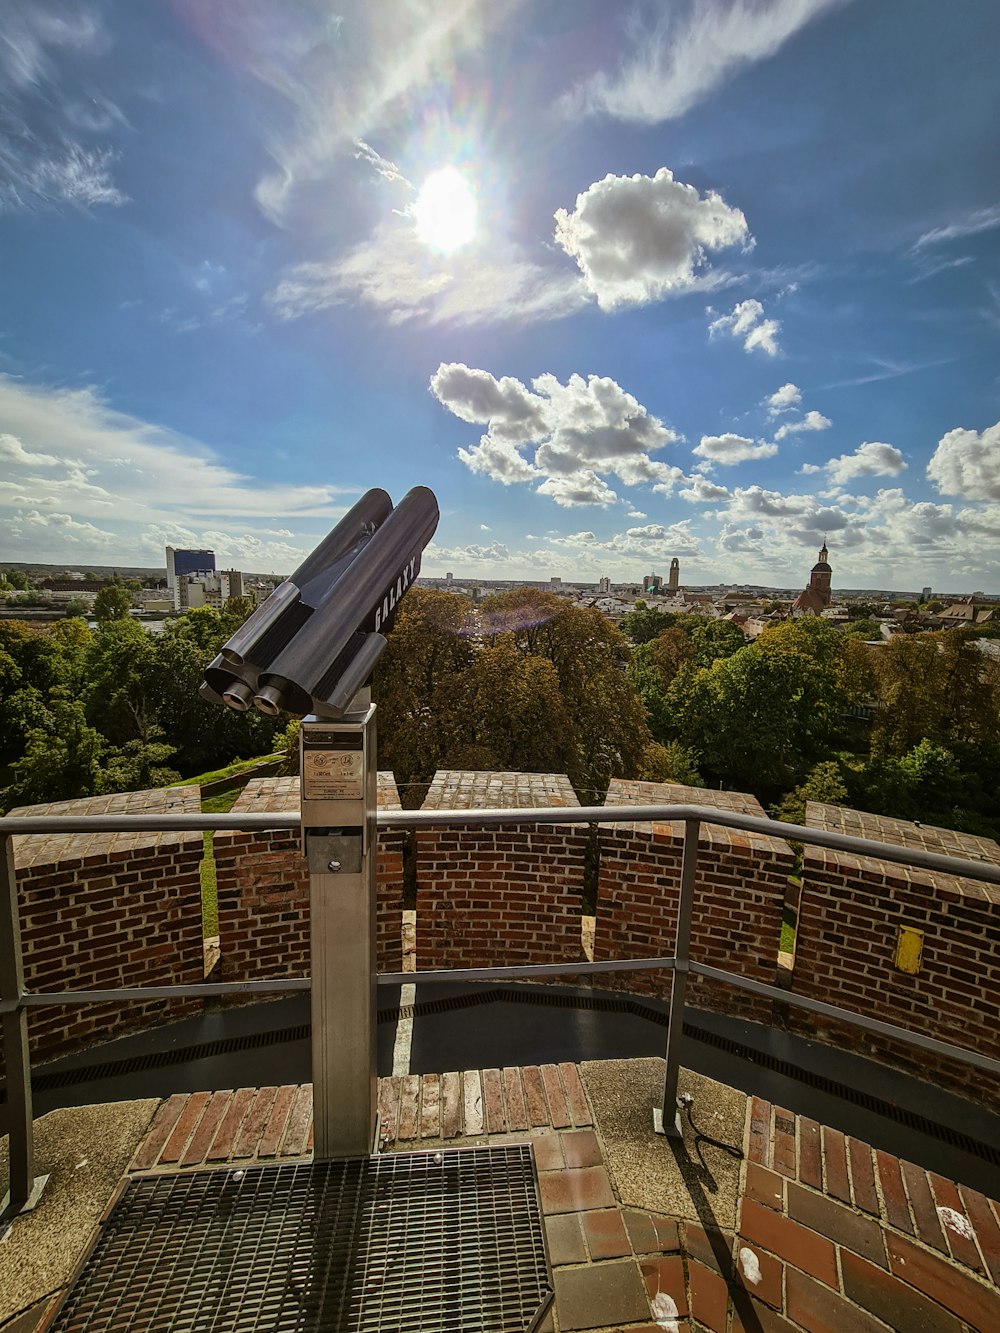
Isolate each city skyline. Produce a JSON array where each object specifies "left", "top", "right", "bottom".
[{"left": 0, "top": 1, "right": 998, "bottom": 591}]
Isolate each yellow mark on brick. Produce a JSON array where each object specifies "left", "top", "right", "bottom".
[{"left": 895, "top": 926, "right": 923, "bottom": 974}]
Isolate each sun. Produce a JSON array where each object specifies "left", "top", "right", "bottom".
[{"left": 413, "top": 166, "right": 477, "bottom": 253}]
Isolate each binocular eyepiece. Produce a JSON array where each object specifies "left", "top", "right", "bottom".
[{"left": 200, "top": 485, "right": 439, "bottom": 719}]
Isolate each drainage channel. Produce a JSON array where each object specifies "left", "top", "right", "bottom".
[{"left": 5, "top": 984, "right": 999, "bottom": 1180}]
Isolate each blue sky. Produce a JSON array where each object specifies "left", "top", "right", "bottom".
[{"left": 0, "top": 0, "right": 998, "bottom": 591}]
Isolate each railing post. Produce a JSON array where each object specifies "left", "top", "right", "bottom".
[
  {"left": 657, "top": 818, "right": 699, "bottom": 1138},
  {"left": 1, "top": 832, "right": 46, "bottom": 1221}
]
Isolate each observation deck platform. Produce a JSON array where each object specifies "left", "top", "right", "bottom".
[{"left": 4, "top": 1059, "right": 1000, "bottom": 1332}]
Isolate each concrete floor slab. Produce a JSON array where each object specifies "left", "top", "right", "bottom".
[
  {"left": 0, "top": 1099, "right": 158, "bottom": 1329},
  {"left": 581, "top": 1058, "right": 747, "bottom": 1230}
]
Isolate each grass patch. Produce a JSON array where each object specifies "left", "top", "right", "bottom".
[
  {"left": 779, "top": 905, "right": 797, "bottom": 955},
  {"left": 170, "top": 752, "right": 282, "bottom": 789},
  {"left": 200, "top": 830, "right": 218, "bottom": 938},
  {"left": 199, "top": 787, "right": 243, "bottom": 939}
]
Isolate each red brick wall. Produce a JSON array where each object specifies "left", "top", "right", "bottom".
[
  {"left": 595, "top": 826, "right": 792, "bottom": 1017},
  {"left": 592, "top": 781, "right": 793, "bottom": 1018},
  {"left": 790, "top": 838, "right": 1000, "bottom": 1108},
  {"left": 213, "top": 775, "right": 404, "bottom": 982},
  {"left": 14, "top": 843, "right": 204, "bottom": 1063},
  {"left": 415, "top": 823, "right": 587, "bottom": 969},
  {"left": 5, "top": 788, "right": 205, "bottom": 1068},
  {"left": 414, "top": 771, "right": 588, "bottom": 970}
]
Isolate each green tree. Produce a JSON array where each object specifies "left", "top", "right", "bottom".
[
  {"left": 84, "top": 618, "right": 157, "bottom": 744},
  {"left": 689, "top": 617, "right": 746, "bottom": 665},
  {"left": 638, "top": 740, "right": 704, "bottom": 786},
  {"left": 93, "top": 584, "right": 134, "bottom": 622},
  {"left": 446, "top": 636, "right": 573, "bottom": 774},
  {"left": 1, "top": 689, "right": 106, "bottom": 809},
  {"left": 98, "top": 737, "right": 181, "bottom": 793},
  {"left": 870, "top": 629, "right": 999, "bottom": 757},
  {"left": 620, "top": 601, "right": 680, "bottom": 645},
  {"left": 373, "top": 589, "right": 475, "bottom": 788},
  {"left": 773, "top": 760, "right": 849, "bottom": 827}
]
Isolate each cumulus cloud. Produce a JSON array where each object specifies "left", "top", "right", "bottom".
[
  {"left": 708, "top": 299, "right": 780, "bottom": 355},
  {"left": 431, "top": 362, "right": 681, "bottom": 506},
  {"left": 693, "top": 433, "right": 779, "bottom": 465},
  {"left": 773, "top": 409, "right": 831, "bottom": 440},
  {"left": 825, "top": 442, "right": 906, "bottom": 485},
  {"left": 269, "top": 222, "right": 585, "bottom": 327},
  {"left": 553, "top": 168, "right": 749, "bottom": 309},
  {"left": 561, "top": 0, "right": 847, "bottom": 124},
  {"left": 927, "top": 419, "right": 1000, "bottom": 500},
  {"left": 680, "top": 475, "right": 732, "bottom": 503},
  {"left": 766, "top": 382, "right": 802, "bottom": 415}
]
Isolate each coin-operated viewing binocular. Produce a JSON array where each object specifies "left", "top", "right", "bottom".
[{"left": 200, "top": 485, "right": 439, "bottom": 719}]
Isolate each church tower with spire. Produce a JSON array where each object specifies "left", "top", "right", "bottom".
[
  {"left": 792, "top": 541, "right": 833, "bottom": 616},
  {"left": 810, "top": 542, "right": 832, "bottom": 607}
]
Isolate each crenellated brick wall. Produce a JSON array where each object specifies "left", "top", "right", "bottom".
[
  {"left": 7, "top": 773, "right": 1000, "bottom": 1114},
  {"left": 213, "top": 774, "right": 405, "bottom": 984},
  {"left": 415, "top": 771, "right": 588, "bottom": 970},
  {"left": 4, "top": 788, "right": 205, "bottom": 1068},
  {"left": 593, "top": 780, "right": 794, "bottom": 1018},
  {"left": 789, "top": 803, "right": 1000, "bottom": 1108}
]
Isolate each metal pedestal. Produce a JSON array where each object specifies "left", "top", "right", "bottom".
[{"left": 300, "top": 704, "right": 378, "bottom": 1159}]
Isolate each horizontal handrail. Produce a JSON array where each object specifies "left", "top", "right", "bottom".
[
  {"left": 3, "top": 803, "right": 999, "bottom": 885},
  {"left": 3, "top": 799, "right": 999, "bottom": 1220}
]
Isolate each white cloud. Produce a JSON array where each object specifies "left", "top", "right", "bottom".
[
  {"left": 773, "top": 409, "right": 831, "bottom": 440},
  {"left": 553, "top": 168, "right": 749, "bottom": 309},
  {"left": 825, "top": 442, "right": 906, "bottom": 485},
  {"left": 0, "top": 432, "right": 60, "bottom": 467},
  {"left": 536, "top": 472, "right": 619, "bottom": 508},
  {"left": 269, "top": 221, "right": 585, "bottom": 327},
  {"left": 0, "top": 375, "right": 353, "bottom": 528},
  {"left": 17, "top": 509, "right": 116, "bottom": 544},
  {"left": 10, "top": 144, "right": 127, "bottom": 210},
  {"left": 708, "top": 299, "right": 780, "bottom": 355},
  {"left": 680, "top": 475, "right": 732, "bottom": 503},
  {"left": 693, "top": 433, "right": 779, "bottom": 465},
  {"left": 193, "top": 0, "right": 509, "bottom": 226},
  {"left": 432, "top": 362, "right": 681, "bottom": 507},
  {"left": 913, "top": 203, "right": 1000, "bottom": 251},
  {"left": 429, "top": 364, "right": 549, "bottom": 439},
  {"left": 0, "top": 6, "right": 126, "bottom": 214},
  {"left": 561, "top": 0, "right": 847, "bottom": 124},
  {"left": 927, "top": 420, "right": 1000, "bottom": 500},
  {"left": 766, "top": 382, "right": 802, "bottom": 415},
  {"left": 627, "top": 509, "right": 647, "bottom": 519}
]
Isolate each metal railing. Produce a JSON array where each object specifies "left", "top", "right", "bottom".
[{"left": 3, "top": 803, "right": 1000, "bottom": 1221}]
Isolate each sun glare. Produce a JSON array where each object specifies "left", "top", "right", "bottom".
[{"left": 413, "top": 166, "right": 477, "bottom": 252}]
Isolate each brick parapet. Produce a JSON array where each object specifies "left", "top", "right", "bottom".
[
  {"left": 415, "top": 771, "right": 587, "bottom": 969},
  {"left": 10, "top": 786, "right": 203, "bottom": 870},
  {"left": 213, "top": 774, "right": 404, "bottom": 982},
  {"left": 6, "top": 837, "right": 203, "bottom": 1069},
  {"left": 594, "top": 781, "right": 793, "bottom": 1017},
  {"left": 790, "top": 803, "right": 1000, "bottom": 1106}
]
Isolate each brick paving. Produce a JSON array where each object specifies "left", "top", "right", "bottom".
[{"left": 127, "top": 1073, "right": 1000, "bottom": 1331}]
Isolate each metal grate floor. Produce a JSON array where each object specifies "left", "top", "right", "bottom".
[{"left": 48, "top": 1146, "right": 553, "bottom": 1332}]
